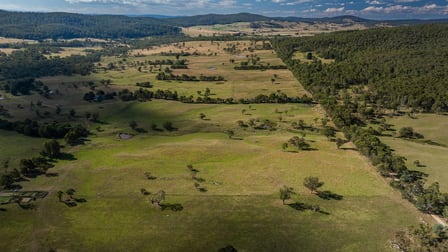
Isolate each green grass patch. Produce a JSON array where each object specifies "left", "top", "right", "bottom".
[
  {"left": 381, "top": 113, "right": 448, "bottom": 191},
  {"left": 0, "top": 101, "right": 425, "bottom": 251}
]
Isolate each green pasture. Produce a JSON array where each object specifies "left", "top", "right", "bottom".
[
  {"left": 380, "top": 114, "right": 448, "bottom": 191},
  {"left": 385, "top": 113, "right": 448, "bottom": 146},
  {"left": 0, "top": 100, "right": 426, "bottom": 251},
  {"left": 0, "top": 130, "right": 45, "bottom": 175}
]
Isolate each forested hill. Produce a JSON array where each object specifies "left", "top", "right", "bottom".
[
  {"left": 165, "top": 13, "right": 271, "bottom": 27},
  {"left": 0, "top": 10, "right": 181, "bottom": 40},
  {"left": 273, "top": 23, "right": 448, "bottom": 113},
  {"left": 164, "top": 13, "right": 448, "bottom": 27}
]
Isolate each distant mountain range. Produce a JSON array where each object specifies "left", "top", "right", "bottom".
[
  {"left": 0, "top": 10, "right": 447, "bottom": 40},
  {"left": 163, "top": 13, "right": 448, "bottom": 27}
]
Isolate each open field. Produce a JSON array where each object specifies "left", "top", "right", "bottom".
[
  {"left": 0, "top": 37, "right": 36, "bottom": 44},
  {"left": 0, "top": 130, "right": 45, "bottom": 175},
  {"left": 385, "top": 114, "right": 448, "bottom": 146},
  {"left": 48, "top": 46, "right": 103, "bottom": 58},
  {"left": 182, "top": 21, "right": 368, "bottom": 37},
  {"left": 0, "top": 39, "right": 432, "bottom": 251},
  {"left": 0, "top": 100, "right": 427, "bottom": 251},
  {"left": 293, "top": 51, "right": 335, "bottom": 64},
  {"left": 0, "top": 48, "right": 21, "bottom": 55},
  {"left": 35, "top": 41, "right": 309, "bottom": 100},
  {"left": 381, "top": 114, "right": 448, "bottom": 191}
]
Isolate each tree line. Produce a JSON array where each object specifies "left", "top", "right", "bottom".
[
  {"left": 156, "top": 72, "right": 225, "bottom": 82},
  {"left": 113, "top": 87, "right": 313, "bottom": 105},
  {"left": 0, "top": 118, "right": 88, "bottom": 143}
]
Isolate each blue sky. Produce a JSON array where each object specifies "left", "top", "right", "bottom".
[{"left": 0, "top": 0, "right": 447, "bottom": 19}]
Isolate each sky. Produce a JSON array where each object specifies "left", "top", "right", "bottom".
[{"left": 0, "top": 0, "right": 447, "bottom": 19}]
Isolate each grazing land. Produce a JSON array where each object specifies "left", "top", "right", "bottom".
[
  {"left": 381, "top": 114, "right": 448, "bottom": 191},
  {"left": 182, "top": 21, "right": 368, "bottom": 37},
  {"left": 0, "top": 100, "right": 426, "bottom": 251},
  {"left": 0, "top": 34, "right": 434, "bottom": 251}
]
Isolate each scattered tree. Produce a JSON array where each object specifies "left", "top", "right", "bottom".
[
  {"left": 282, "top": 143, "right": 288, "bottom": 151},
  {"left": 129, "top": 120, "right": 138, "bottom": 130},
  {"left": 151, "top": 190, "right": 166, "bottom": 207},
  {"left": 280, "top": 186, "right": 292, "bottom": 205},
  {"left": 0, "top": 174, "right": 14, "bottom": 189},
  {"left": 322, "top": 126, "right": 336, "bottom": 140},
  {"left": 225, "top": 130, "right": 234, "bottom": 139},
  {"left": 66, "top": 188, "right": 76, "bottom": 199},
  {"left": 288, "top": 136, "right": 310, "bottom": 150},
  {"left": 163, "top": 121, "right": 174, "bottom": 131},
  {"left": 306, "top": 52, "right": 313, "bottom": 60},
  {"left": 218, "top": 245, "right": 238, "bottom": 252},
  {"left": 303, "top": 176, "right": 324, "bottom": 193},
  {"left": 398, "top": 127, "right": 424, "bottom": 139},
  {"left": 41, "top": 139, "right": 61, "bottom": 158},
  {"left": 69, "top": 109, "right": 76, "bottom": 117},
  {"left": 57, "top": 191, "right": 64, "bottom": 202},
  {"left": 336, "top": 138, "right": 345, "bottom": 149}
]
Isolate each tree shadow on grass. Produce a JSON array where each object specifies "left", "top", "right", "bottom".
[
  {"left": 45, "top": 172, "right": 59, "bottom": 177},
  {"left": 64, "top": 201, "right": 77, "bottom": 207},
  {"left": 64, "top": 197, "right": 87, "bottom": 207},
  {"left": 57, "top": 153, "right": 77, "bottom": 161},
  {"left": 135, "top": 127, "right": 147, "bottom": 133},
  {"left": 287, "top": 202, "right": 330, "bottom": 215},
  {"left": 316, "top": 190, "right": 343, "bottom": 200},
  {"left": 197, "top": 187, "right": 207, "bottom": 192},
  {"left": 75, "top": 198, "right": 87, "bottom": 203},
  {"left": 7, "top": 184, "right": 23, "bottom": 190},
  {"left": 67, "top": 138, "right": 91, "bottom": 147},
  {"left": 287, "top": 202, "right": 309, "bottom": 211},
  {"left": 340, "top": 147, "right": 358, "bottom": 151},
  {"left": 160, "top": 203, "right": 184, "bottom": 212},
  {"left": 18, "top": 203, "right": 36, "bottom": 210}
]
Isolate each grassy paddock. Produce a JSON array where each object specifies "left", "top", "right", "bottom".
[
  {"left": 381, "top": 113, "right": 448, "bottom": 191},
  {"left": 0, "top": 100, "right": 426, "bottom": 251},
  {"left": 0, "top": 130, "right": 45, "bottom": 175},
  {"left": 48, "top": 46, "right": 103, "bottom": 58}
]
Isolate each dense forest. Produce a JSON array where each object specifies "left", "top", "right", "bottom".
[
  {"left": 0, "top": 48, "right": 99, "bottom": 81},
  {"left": 165, "top": 13, "right": 271, "bottom": 27},
  {"left": 0, "top": 10, "right": 181, "bottom": 40},
  {"left": 274, "top": 24, "right": 448, "bottom": 113}
]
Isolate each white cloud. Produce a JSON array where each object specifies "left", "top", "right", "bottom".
[
  {"left": 218, "top": 0, "right": 236, "bottom": 7},
  {"left": 394, "top": 0, "right": 420, "bottom": 3},
  {"left": 283, "top": 0, "right": 313, "bottom": 5},
  {"left": 66, "top": 0, "right": 174, "bottom": 5},
  {"left": 366, "top": 0, "right": 382, "bottom": 4},
  {"left": 362, "top": 4, "right": 448, "bottom": 14},
  {"left": 324, "top": 7, "right": 344, "bottom": 13}
]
